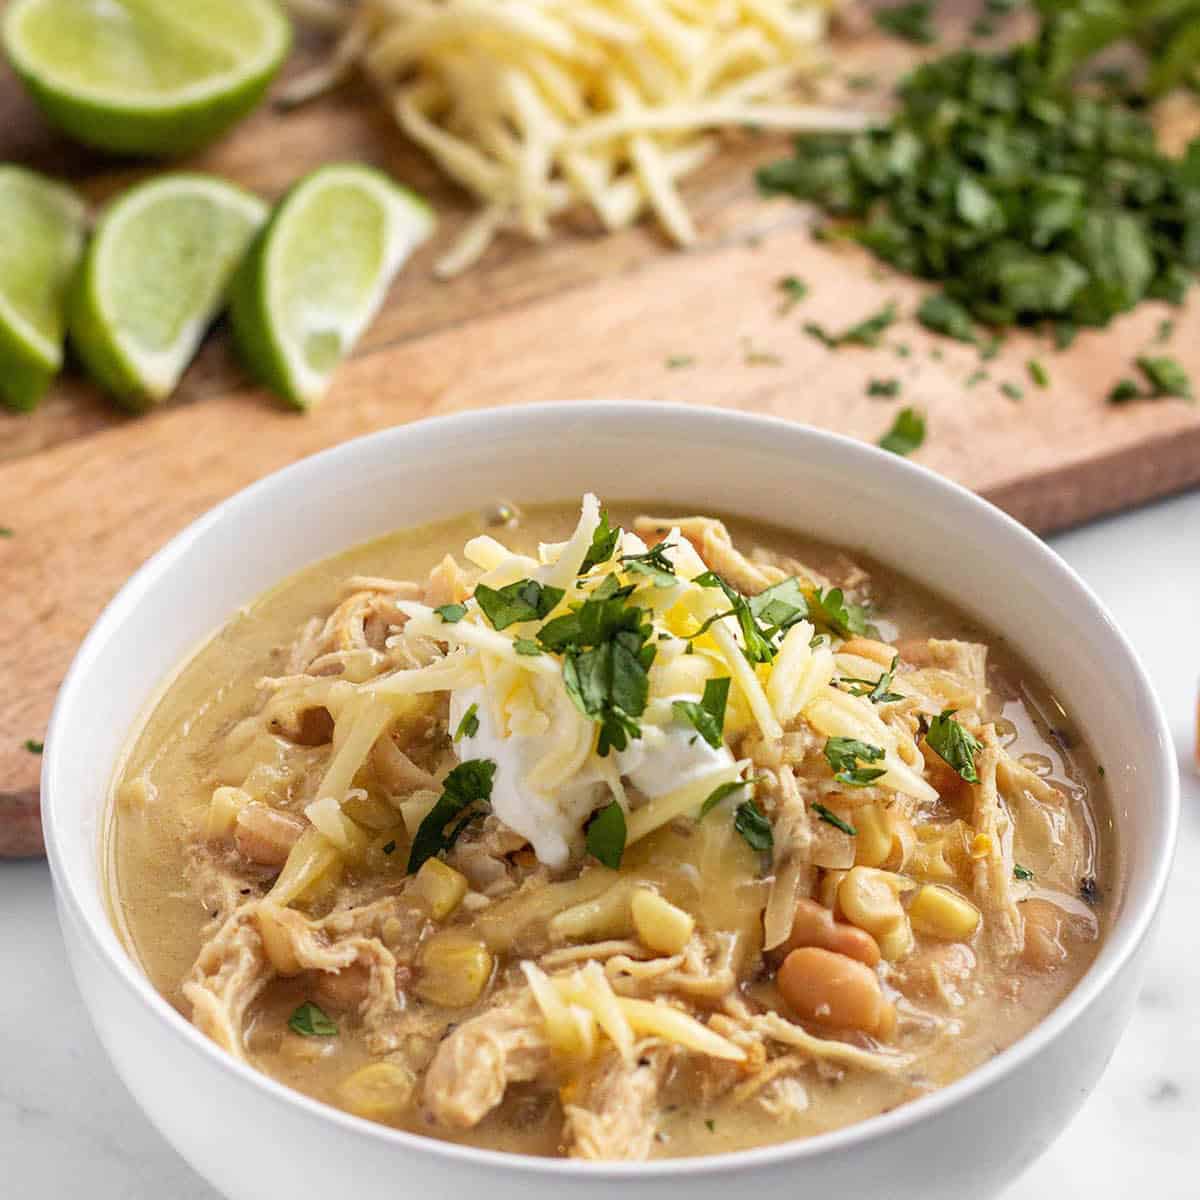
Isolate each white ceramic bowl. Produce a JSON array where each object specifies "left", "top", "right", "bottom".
[{"left": 44, "top": 403, "right": 1177, "bottom": 1200}]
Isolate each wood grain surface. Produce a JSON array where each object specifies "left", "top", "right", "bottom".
[{"left": 1, "top": 13, "right": 1198, "bottom": 822}]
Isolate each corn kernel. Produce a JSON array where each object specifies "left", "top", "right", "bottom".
[
  {"left": 876, "top": 915, "right": 914, "bottom": 962},
  {"left": 206, "top": 786, "right": 250, "bottom": 839},
  {"left": 970, "top": 833, "right": 993, "bottom": 860},
  {"left": 909, "top": 884, "right": 981, "bottom": 940},
  {"left": 414, "top": 931, "right": 493, "bottom": 1007},
  {"left": 853, "top": 805, "right": 893, "bottom": 868},
  {"left": 631, "top": 888, "right": 695, "bottom": 955},
  {"left": 416, "top": 858, "right": 468, "bottom": 920},
  {"left": 838, "top": 867, "right": 909, "bottom": 936},
  {"left": 337, "top": 1062, "right": 415, "bottom": 1121}
]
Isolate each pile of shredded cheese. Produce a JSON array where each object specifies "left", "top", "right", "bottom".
[{"left": 284, "top": 0, "right": 871, "bottom": 275}]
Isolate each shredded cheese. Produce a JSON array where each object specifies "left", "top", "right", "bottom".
[{"left": 283, "top": 0, "right": 871, "bottom": 273}]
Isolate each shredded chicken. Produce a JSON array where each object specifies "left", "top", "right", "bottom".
[
  {"left": 970, "top": 727, "right": 1024, "bottom": 959},
  {"left": 423, "top": 993, "right": 551, "bottom": 1129},
  {"left": 760, "top": 767, "right": 818, "bottom": 952},
  {"left": 564, "top": 1044, "right": 676, "bottom": 1161}
]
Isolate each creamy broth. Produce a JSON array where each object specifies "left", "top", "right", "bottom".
[{"left": 110, "top": 502, "right": 1112, "bottom": 1160}]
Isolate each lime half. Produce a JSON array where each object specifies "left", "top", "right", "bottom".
[
  {"left": 69, "top": 174, "right": 267, "bottom": 410},
  {"left": 0, "top": 166, "right": 86, "bottom": 412},
  {"left": 230, "top": 165, "right": 435, "bottom": 409},
  {"left": 2, "top": 0, "right": 291, "bottom": 156}
]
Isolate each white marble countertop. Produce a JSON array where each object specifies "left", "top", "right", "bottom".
[{"left": 3, "top": 491, "right": 1197, "bottom": 1199}]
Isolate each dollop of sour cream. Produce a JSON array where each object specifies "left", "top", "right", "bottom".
[{"left": 449, "top": 685, "right": 734, "bottom": 869}]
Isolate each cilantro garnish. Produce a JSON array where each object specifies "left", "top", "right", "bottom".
[
  {"left": 1135, "top": 355, "right": 1192, "bottom": 400},
  {"left": 1028, "top": 359, "right": 1050, "bottom": 388},
  {"left": 874, "top": 1, "right": 937, "bottom": 45},
  {"left": 288, "top": 1002, "right": 337, "bottom": 1038},
  {"left": 1013, "top": 863, "right": 1035, "bottom": 881},
  {"left": 699, "top": 779, "right": 751, "bottom": 819},
  {"left": 513, "top": 637, "right": 543, "bottom": 656},
  {"left": 1108, "top": 378, "right": 1140, "bottom": 403},
  {"left": 23, "top": 738, "right": 44, "bottom": 755},
  {"left": 747, "top": 577, "right": 809, "bottom": 638},
  {"left": 474, "top": 579, "right": 564, "bottom": 629},
  {"left": 407, "top": 759, "right": 496, "bottom": 873},
  {"left": 839, "top": 653, "right": 903, "bottom": 703},
  {"left": 733, "top": 800, "right": 773, "bottom": 852},
  {"left": 694, "top": 572, "right": 776, "bottom": 663},
  {"left": 579, "top": 510, "right": 620, "bottom": 574},
  {"left": 879, "top": 407, "right": 925, "bottom": 456},
  {"left": 812, "top": 802, "right": 858, "bottom": 836},
  {"left": 757, "top": 29, "right": 1200, "bottom": 342},
  {"left": 824, "top": 737, "right": 887, "bottom": 787},
  {"left": 621, "top": 541, "right": 677, "bottom": 587},
  {"left": 585, "top": 801, "right": 627, "bottom": 869},
  {"left": 538, "top": 574, "right": 655, "bottom": 756},
  {"left": 917, "top": 294, "right": 978, "bottom": 344},
  {"left": 1001, "top": 381, "right": 1025, "bottom": 401},
  {"left": 672, "top": 677, "right": 731, "bottom": 749},
  {"left": 433, "top": 603, "right": 467, "bottom": 624},
  {"left": 867, "top": 377, "right": 900, "bottom": 397},
  {"left": 453, "top": 703, "right": 479, "bottom": 742},
  {"left": 807, "top": 586, "right": 873, "bottom": 639},
  {"left": 665, "top": 354, "right": 695, "bottom": 369},
  {"left": 777, "top": 275, "right": 809, "bottom": 312},
  {"left": 804, "top": 302, "right": 897, "bottom": 349},
  {"left": 926, "top": 709, "right": 983, "bottom": 783}
]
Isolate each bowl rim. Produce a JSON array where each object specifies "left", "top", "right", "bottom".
[{"left": 43, "top": 400, "right": 1180, "bottom": 1179}]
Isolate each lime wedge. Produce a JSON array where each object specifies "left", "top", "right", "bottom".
[
  {"left": 69, "top": 173, "right": 267, "bottom": 410},
  {"left": 0, "top": 166, "right": 86, "bottom": 412},
  {"left": 2, "top": 0, "right": 291, "bottom": 156},
  {"left": 229, "top": 165, "right": 435, "bottom": 409}
]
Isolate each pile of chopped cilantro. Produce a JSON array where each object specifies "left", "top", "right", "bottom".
[{"left": 759, "top": 39, "right": 1200, "bottom": 339}]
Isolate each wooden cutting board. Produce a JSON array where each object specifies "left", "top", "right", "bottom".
[{"left": 1, "top": 14, "right": 1198, "bottom": 814}]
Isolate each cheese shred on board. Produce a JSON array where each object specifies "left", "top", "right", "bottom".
[{"left": 284, "top": 0, "right": 867, "bottom": 275}]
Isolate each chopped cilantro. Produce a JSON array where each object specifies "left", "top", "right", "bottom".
[
  {"left": 879, "top": 406, "right": 926, "bottom": 456},
  {"left": 699, "top": 779, "right": 751, "bottom": 819},
  {"left": 873, "top": 1, "right": 937, "bottom": 44},
  {"left": 777, "top": 275, "right": 809, "bottom": 313},
  {"left": 733, "top": 800, "right": 773, "bottom": 852},
  {"left": 867, "top": 377, "right": 901, "bottom": 397},
  {"left": 1108, "top": 378, "right": 1141, "bottom": 403},
  {"left": 407, "top": 759, "right": 496, "bottom": 874},
  {"left": 672, "top": 677, "right": 731, "bottom": 749},
  {"left": 807, "top": 586, "right": 873, "bottom": 639},
  {"left": 434, "top": 603, "right": 467, "bottom": 624},
  {"left": 289, "top": 1002, "right": 337, "bottom": 1038},
  {"left": 666, "top": 354, "right": 695, "bottom": 369},
  {"left": 539, "top": 574, "right": 656, "bottom": 755},
  {"left": 453, "top": 703, "right": 479, "bottom": 742},
  {"left": 514, "top": 637, "right": 543, "bottom": 656},
  {"left": 622, "top": 541, "right": 678, "bottom": 587},
  {"left": 917, "top": 294, "right": 978, "bottom": 344},
  {"left": 1027, "top": 359, "right": 1049, "bottom": 388},
  {"left": 1001, "top": 381, "right": 1025, "bottom": 401},
  {"left": 705, "top": 1119, "right": 717, "bottom": 1133},
  {"left": 747, "top": 577, "right": 809, "bottom": 638},
  {"left": 579, "top": 511, "right": 620, "bottom": 574},
  {"left": 926, "top": 709, "right": 983, "bottom": 783},
  {"left": 804, "top": 302, "right": 897, "bottom": 349},
  {"left": 586, "top": 801, "right": 627, "bottom": 869},
  {"left": 694, "top": 571, "right": 777, "bottom": 663},
  {"left": 1136, "top": 355, "right": 1192, "bottom": 400},
  {"left": 812, "top": 802, "right": 858, "bottom": 836},
  {"left": 23, "top": 738, "right": 44, "bottom": 754},
  {"left": 0, "top": 526, "right": 12, "bottom": 538},
  {"left": 1013, "top": 863, "right": 1035, "bottom": 881},
  {"left": 966, "top": 369, "right": 989, "bottom": 387},
  {"left": 474, "top": 579, "right": 564, "bottom": 629},
  {"left": 839, "top": 654, "right": 903, "bottom": 703},
  {"left": 824, "top": 737, "right": 887, "bottom": 787},
  {"left": 382, "top": 840, "right": 396, "bottom": 855},
  {"left": 1156, "top": 318, "right": 1175, "bottom": 344}
]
